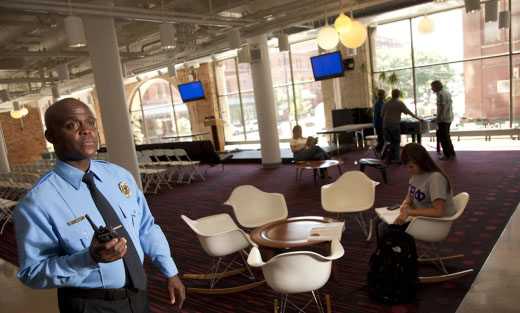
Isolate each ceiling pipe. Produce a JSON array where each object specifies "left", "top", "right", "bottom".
[
  {"left": 0, "top": 0, "right": 249, "bottom": 27},
  {"left": 0, "top": 50, "right": 148, "bottom": 58}
]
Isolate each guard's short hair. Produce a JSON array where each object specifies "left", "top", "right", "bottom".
[{"left": 391, "top": 89, "right": 401, "bottom": 99}]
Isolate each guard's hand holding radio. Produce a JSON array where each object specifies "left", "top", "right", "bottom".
[{"left": 85, "top": 214, "right": 121, "bottom": 243}]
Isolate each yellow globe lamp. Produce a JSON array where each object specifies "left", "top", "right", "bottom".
[
  {"left": 334, "top": 12, "right": 352, "bottom": 34},
  {"left": 317, "top": 24, "right": 339, "bottom": 50},
  {"left": 418, "top": 15, "right": 435, "bottom": 34},
  {"left": 20, "top": 107, "right": 29, "bottom": 117},
  {"left": 339, "top": 20, "right": 367, "bottom": 49}
]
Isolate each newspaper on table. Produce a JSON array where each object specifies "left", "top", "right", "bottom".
[{"left": 307, "top": 222, "right": 345, "bottom": 241}]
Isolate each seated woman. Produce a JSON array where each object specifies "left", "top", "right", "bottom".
[
  {"left": 290, "top": 125, "right": 330, "bottom": 162},
  {"left": 374, "top": 143, "right": 456, "bottom": 242}
]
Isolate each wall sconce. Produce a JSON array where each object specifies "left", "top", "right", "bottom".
[
  {"left": 64, "top": 15, "right": 87, "bottom": 47},
  {"left": 51, "top": 84, "right": 60, "bottom": 99},
  {"left": 0, "top": 89, "right": 10, "bottom": 102},
  {"left": 238, "top": 44, "right": 251, "bottom": 63},
  {"left": 10, "top": 101, "right": 28, "bottom": 119}
]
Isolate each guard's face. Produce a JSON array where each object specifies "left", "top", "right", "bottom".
[{"left": 46, "top": 101, "right": 98, "bottom": 161}]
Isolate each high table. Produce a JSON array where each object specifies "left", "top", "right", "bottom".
[
  {"left": 250, "top": 216, "right": 342, "bottom": 280},
  {"left": 162, "top": 131, "right": 209, "bottom": 142},
  {"left": 317, "top": 123, "right": 373, "bottom": 155}
]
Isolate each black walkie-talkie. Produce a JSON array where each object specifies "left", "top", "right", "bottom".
[{"left": 85, "top": 214, "right": 121, "bottom": 243}]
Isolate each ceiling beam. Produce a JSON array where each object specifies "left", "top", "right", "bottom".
[{"left": 0, "top": 50, "right": 148, "bottom": 58}]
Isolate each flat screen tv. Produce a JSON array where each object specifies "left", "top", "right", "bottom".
[
  {"left": 310, "top": 51, "right": 344, "bottom": 81},
  {"left": 178, "top": 81, "right": 205, "bottom": 102}
]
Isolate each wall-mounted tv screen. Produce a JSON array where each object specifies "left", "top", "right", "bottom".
[
  {"left": 178, "top": 81, "right": 205, "bottom": 102},
  {"left": 310, "top": 51, "right": 344, "bottom": 81}
]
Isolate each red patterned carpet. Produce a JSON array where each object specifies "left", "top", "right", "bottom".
[{"left": 1, "top": 148, "right": 519, "bottom": 313}]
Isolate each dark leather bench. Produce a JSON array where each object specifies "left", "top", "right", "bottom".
[{"left": 99, "top": 140, "right": 233, "bottom": 170}]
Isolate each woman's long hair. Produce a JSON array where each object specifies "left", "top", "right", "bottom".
[
  {"left": 292, "top": 125, "right": 302, "bottom": 139},
  {"left": 401, "top": 143, "right": 451, "bottom": 192}
]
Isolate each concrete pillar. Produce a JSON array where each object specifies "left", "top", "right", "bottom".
[
  {"left": 0, "top": 123, "right": 10, "bottom": 172},
  {"left": 82, "top": 15, "right": 142, "bottom": 189},
  {"left": 248, "top": 34, "right": 282, "bottom": 168}
]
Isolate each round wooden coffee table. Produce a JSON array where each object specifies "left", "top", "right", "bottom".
[{"left": 295, "top": 159, "right": 343, "bottom": 184}]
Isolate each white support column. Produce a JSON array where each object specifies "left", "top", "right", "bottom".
[
  {"left": 82, "top": 15, "right": 142, "bottom": 189},
  {"left": 248, "top": 34, "right": 282, "bottom": 168},
  {"left": 0, "top": 122, "right": 10, "bottom": 172}
]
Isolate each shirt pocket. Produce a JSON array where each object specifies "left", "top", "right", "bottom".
[
  {"left": 117, "top": 200, "right": 140, "bottom": 238},
  {"left": 56, "top": 222, "right": 93, "bottom": 253}
]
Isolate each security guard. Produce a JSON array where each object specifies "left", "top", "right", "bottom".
[{"left": 14, "top": 98, "right": 185, "bottom": 312}]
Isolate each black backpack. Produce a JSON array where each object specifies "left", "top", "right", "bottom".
[{"left": 367, "top": 230, "right": 420, "bottom": 304}]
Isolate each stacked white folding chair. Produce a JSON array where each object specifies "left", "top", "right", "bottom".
[
  {"left": 248, "top": 239, "right": 345, "bottom": 313},
  {"left": 0, "top": 196, "right": 17, "bottom": 234},
  {"left": 173, "top": 148, "right": 205, "bottom": 184},
  {"left": 153, "top": 149, "right": 180, "bottom": 182},
  {"left": 137, "top": 155, "right": 172, "bottom": 194},
  {"left": 181, "top": 213, "right": 265, "bottom": 294},
  {"left": 321, "top": 171, "right": 378, "bottom": 241}
]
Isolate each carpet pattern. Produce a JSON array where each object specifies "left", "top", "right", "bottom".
[{"left": 1, "top": 149, "right": 519, "bottom": 313}]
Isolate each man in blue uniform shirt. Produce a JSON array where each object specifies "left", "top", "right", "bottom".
[{"left": 14, "top": 98, "right": 185, "bottom": 312}]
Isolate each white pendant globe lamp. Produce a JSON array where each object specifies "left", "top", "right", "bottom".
[
  {"left": 418, "top": 15, "right": 435, "bottom": 34},
  {"left": 334, "top": 12, "right": 352, "bottom": 34},
  {"left": 339, "top": 19, "right": 367, "bottom": 49},
  {"left": 317, "top": 18, "right": 339, "bottom": 50}
]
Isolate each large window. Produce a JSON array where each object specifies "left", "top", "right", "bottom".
[
  {"left": 215, "top": 39, "right": 323, "bottom": 144},
  {"left": 129, "top": 78, "right": 190, "bottom": 144},
  {"left": 373, "top": 2, "right": 520, "bottom": 129}
]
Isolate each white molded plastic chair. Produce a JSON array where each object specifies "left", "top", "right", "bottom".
[
  {"left": 181, "top": 214, "right": 265, "bottom": 294},
  {"left": 224, "top": 185, "right": 288, "bottom": 229},
  {"left": 405, "top": 192, "right": 474, "bottom": 283},
  {"left": 321, "top": 171, "right": 378, "bottom": 241},
  {"left": 248, "top": 239, "right": 345, "bottom": 313}
]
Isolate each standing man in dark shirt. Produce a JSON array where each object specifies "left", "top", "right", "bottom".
[
  {"left": 373, "top": 89, "right": 386, "bottom": 156},
  {"left": 381, "top": 89, "right": 422, "bottom": 164}
]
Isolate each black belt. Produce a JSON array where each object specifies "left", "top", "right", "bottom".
[{"left": 58, "top": 287, "right": 139, "bottom": 300}]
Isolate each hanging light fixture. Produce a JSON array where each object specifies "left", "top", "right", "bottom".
[
  {"left": 418, "top": 15, "right": 435, "bottom": 34},
  {"left": 334, "top": 0, "right": 351, "bottom": 34},
  {"left": 317, "top": 12, "right": 339, "bottom": 50},
  {"left": 51, "top": 85, "right": 60, "bottom": 99},
  {"left": 0, "top": 89, "right": 10, "bottom": 102},
  {"left": 277, "top": 34, "right": 290, "bottom": 52},
  {"left": 63, "top": 0, "right": 86, "bottom": 47},
  {"left": 498, "top": 10, "right": 510, "bottom": 29},
  {"left": 238, "top": 44, "right": 251, "bottom": 64},
  {"left": 227, "top": 29, "right": 242, "bottom": 50},
  {"left": 159, "top": 23, "right": 176, "bottom": 49},
  {"left": 464, "top": 0, "right": 481, "bottom": 14},
  {"left": 339, "top": 20, "right": 367, "bottom": 49},
  {"left": 485, "top": 0, "right": 498, "bottom": 23},
  {"left": 57, "top": 64, "right": 69, "bottom": 81},
  {"left": 64, "top": 16, "right": 87, "bottom": 47},
  {"left": 167, "top": 63, "right": 177, "bottom": 77}
]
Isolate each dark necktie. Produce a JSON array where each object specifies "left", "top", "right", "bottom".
[{"left": 82, "top": 172, "right": 147, "bottom": 291}]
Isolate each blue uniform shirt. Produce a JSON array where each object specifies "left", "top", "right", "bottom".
[{"left": 14, "top": 159, "right": 178, "bottom": 289}]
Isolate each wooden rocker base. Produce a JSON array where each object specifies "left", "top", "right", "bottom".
[
  {"left": 419, "top": 269, "right": 474, "bottom": 283},
  {"left": 418, "top": 254, "right": 465, "bottom": 264},
  {"left": 187, "top": 280, "right": 265, "bottom": 294},
  {"left": 183, "top": 267, "right": 246, "bottom": 280}
]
